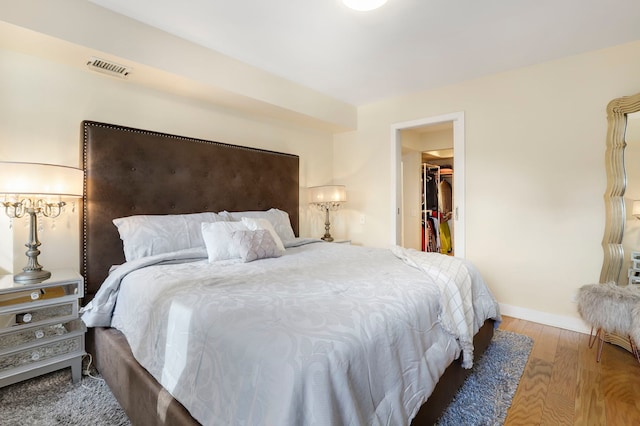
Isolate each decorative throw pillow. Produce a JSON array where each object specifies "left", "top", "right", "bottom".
[
  {"left": 230, "top": 229, "right": 284, "bottom": 262},
  {"left": 240, "top": 217, "right": 285, "bottom": 252},
  {"left": 219, "top": 208, "right": 296, "bottom": 243},
  {"left": 113, "top": 212, "right": 224, "bottom": 262},
  {"left": 201, "top": 221, "right": 249, "bottom": 262}
]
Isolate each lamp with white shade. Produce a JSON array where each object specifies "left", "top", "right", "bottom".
[
  {"left": 308, "top": 185, "right": 347, "bottom": 242},
  {"left": 0, "top": 162, "right": 83, "bottom": 283}
]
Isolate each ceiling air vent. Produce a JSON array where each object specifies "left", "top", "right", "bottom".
[{"left": 86, "top": 57, "right": 132, "bottom": 79}]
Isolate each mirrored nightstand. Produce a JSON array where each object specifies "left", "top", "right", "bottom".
[{"left": 0, "top": 269, "right": 85, "bottom": 388}]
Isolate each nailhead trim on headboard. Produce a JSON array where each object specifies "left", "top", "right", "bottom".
[{"left": 81, "top": 120, "right": 299, "bottom": 300}]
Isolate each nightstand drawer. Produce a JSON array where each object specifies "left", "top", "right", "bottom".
[
  {"left": 0, "top": 282, "right": 79, "bottom": 308},
  {"left": 0, "top": 319, "right": 84, "bottom": 352},
  {"left": 0, "top": 335, "right": 83, "bottom": 373},
  {"left": 0, "top": 301, "right": 77, "bottom": 332}
]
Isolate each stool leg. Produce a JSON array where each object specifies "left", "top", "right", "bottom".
[
  {"left": 629, "top": 337, "right": 640, "bottom": 364},
  {"left": 596, "top": 332, "right": 605, "bottom": 363},
  {"left": 588, "top": 327, "right": 600, "bottom": 349}
]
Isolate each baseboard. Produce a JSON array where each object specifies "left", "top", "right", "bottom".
[{"left": 499, "top": 303, "right": 591, "bottom": 335}]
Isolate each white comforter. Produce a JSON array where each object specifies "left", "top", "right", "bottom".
[{"left": 81, "top": 241, "right": 500, "bottom": 426}]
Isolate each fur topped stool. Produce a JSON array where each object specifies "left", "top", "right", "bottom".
[{"left": 577, "top": 282, "right": 640, "bottom": 363}]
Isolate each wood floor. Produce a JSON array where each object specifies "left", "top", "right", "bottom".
[{"left": 499, "top": 316, "right": 640, "bottom": 425}]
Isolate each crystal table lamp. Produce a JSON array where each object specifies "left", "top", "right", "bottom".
[
  {"left": 0, "top": 162, "right": 83, "bottom": 283},
  {"left": 308, "top": 185, "right": 347, "bottom": 242}
]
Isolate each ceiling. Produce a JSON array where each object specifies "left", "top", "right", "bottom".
[{"left": 87, "top": 0, "right": 640, "bottom": 106}]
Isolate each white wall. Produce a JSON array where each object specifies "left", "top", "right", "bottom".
[
  {"left": 334, "top": 40, "right": 640, "bottom": 329},
  {"left": 0, "top": 47, "right": 334, "bottom": 274}
]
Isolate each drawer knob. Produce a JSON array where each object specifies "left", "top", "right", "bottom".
[
  {"left": 30, "top": 291, "right": 40, "bottom": 300},
  {"left": 19, "top": 313, "right": 33, "bottom": 323},
  {"left": 35, "top": 330, "right": 45, "bottom": 339},
  {"left": 31, "top": 352, "right": 40, "bottom": 361}
]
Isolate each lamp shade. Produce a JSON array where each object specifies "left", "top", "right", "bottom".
[
  {"left": 633, "top": 200, "right": 640, "bottom": 218},
  {"left": 308, "top": 185, "right": 347, "bottom": 204},
  {"left": 0, "top": 162, "right": 83, "bottom": 197}
]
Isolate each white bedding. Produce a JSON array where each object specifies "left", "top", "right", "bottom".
[{"left": 81, "top": 241, "right": 500, "bottom": 426}]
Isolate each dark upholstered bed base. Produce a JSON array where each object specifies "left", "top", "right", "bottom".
[
  {"left": 88, "top": 320, "right": 494, "bottom": 426},
  {"left": 88, "top": 328, "right": 198, "bottom": 426},
  {"left": 411, "top": 319, "right": 495, "bottom": 425}
]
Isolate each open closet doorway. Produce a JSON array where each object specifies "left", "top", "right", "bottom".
[{"left": 391, "top": 112, "right": 465, "bottom": 258}]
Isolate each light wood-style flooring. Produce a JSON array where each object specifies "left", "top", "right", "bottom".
[{"left": 499, "top": 316, "right": 640, "bottom": 425}]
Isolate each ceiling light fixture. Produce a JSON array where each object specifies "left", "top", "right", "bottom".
[{"left": 342, "top": 0, "right": 388, "bottom": 11}]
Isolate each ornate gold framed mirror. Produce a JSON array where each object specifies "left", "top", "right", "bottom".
[
  {"left": 600, "top": 92, "right": 640, "bottom": 353},
  {"left": 600, "top": 92, "right": 640, "bottom": 285}
]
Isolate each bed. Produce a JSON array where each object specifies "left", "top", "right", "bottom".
[{"left": 79, "top": 121, "right": 500, "bottom": 425}]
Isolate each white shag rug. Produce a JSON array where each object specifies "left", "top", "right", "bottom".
[{"left": 0, "top": 368, "right": 129, "bottom": 426}]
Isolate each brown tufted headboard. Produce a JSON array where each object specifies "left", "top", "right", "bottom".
[{"left": 81, "top": 121, "right": 299, "bottom": 301}]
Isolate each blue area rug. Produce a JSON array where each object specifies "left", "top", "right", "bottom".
[{"left": 437, "top": 329, "right": 533, "bottom": 426}]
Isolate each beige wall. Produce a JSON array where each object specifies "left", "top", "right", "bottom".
[
  {"left": 3, "top": 1, "right": 640, "bottom": 332},
  {"left": 0, "top": 47, "right": 335, "bottom": 274},
  {"left": 418, "top": 129, "right": 454, "bottom": 152},
  {"left": 401, "top": 150, "right": 422, "bottom": 250},
  {"left": 0, "top": 0, "right": 355, "bottom": 133},
  {"left": 334, "top": 40, "right": 640, "bottom": 329}
]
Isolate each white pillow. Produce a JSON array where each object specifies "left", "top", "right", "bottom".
[
  {"left": 219, "top": 208, "right": 296, "bottom": 242},
  {"left": 113, "top": 212, "right": 224, "bottom": 262},
  {"left": 241, "top": 217, "right": 285, "bottom": 252},
  {"left": 230, "top": 229, "right": 284, "bottom": 262},
  {"left": 201, "top": 221, "right": 249, "bottom": 262}
]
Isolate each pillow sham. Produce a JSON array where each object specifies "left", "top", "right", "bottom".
[
  {"left": 240, "top": 217, "right": 285, "bottom": 252},
  {"left": 218, "top": 208, "right": 296, "bottom": 243},
  {"left": 201, "top": 221, "right": 249, "bottom": 262},
  {"left": 229, "top": 229, "right": 284, "bottom": 262},
  {"left": 113, "top": 212, "right": 224, "bottom": 262}
]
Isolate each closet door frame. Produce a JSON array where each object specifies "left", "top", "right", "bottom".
[{"left": 390, "top": 112, "right": 465, "bottom": 258}]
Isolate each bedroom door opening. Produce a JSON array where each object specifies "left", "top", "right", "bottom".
[{"left": 391, "top": 112, "right": 465, "bottom": 258}]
